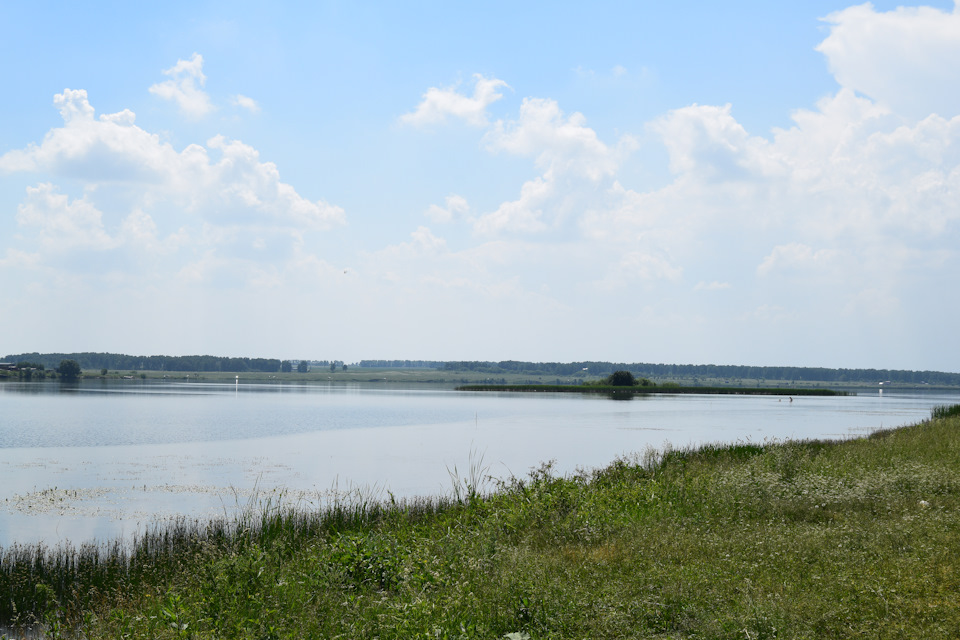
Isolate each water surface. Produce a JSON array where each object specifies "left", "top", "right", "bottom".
[{"left": 0, "top": 381, "right": 955, "bottom": 547}]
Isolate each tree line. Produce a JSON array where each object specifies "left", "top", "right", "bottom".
[
  {"left": 5, "top": 353, "right": 958, "bottom": 385},
  {"left": 358, "top": 360, "right": 445, "bottom": 369},
  {"left": 4, "top": 352, "right": 283, "bottom": 373}
]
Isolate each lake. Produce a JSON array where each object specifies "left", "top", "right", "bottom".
[{"left": 1, "top": 380, "right": 957, "bottom": 548}]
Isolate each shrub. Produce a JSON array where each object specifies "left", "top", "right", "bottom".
[{"left": 607, "top": 370, "right": 636, "bottom": 386}]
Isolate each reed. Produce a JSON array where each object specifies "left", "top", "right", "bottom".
[{"left": 932, "top": 403, "right": 960, "bottom": 420}]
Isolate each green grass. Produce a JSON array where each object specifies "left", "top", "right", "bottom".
[{"left": 3, "top": 407, "right": 960, "bottom": 638}]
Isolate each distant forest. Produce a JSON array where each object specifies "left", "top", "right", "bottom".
[
  {"left": 4, "top": 353, "right": 959, "bottom": 386},
  {"left": 4, "top": 352, "right": 283, "bottom": 373}
]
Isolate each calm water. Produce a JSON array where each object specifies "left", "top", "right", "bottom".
[{"left": 1, "top": 380, "right": 957, "bottom": 547}]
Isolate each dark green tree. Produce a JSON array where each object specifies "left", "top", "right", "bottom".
[
  {"left": 607, "top": 370, "right": 636, "bottom": 386},
  {"left": 57, "top": 359, "right": 82, "bottom": 380},
  {"left": 297, "top": 360, "right": 308, "bottom": 373},
  {"left": 281, "top": 360, "right": 293, "bottom": 373}
]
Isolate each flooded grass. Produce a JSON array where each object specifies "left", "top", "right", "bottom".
[{"left": 2, "top": 406, "right": 960, "bottom": 638}]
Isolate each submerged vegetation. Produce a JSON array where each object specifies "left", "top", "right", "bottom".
[{"left": 3, "top": 407, "right": 960, "bottom": 638}]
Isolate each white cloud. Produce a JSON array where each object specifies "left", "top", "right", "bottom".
[
  {"left": 1, "top": 90, "right": 344, "bottom": 231},
  {"left": 757, "top": 243, "right": 841, "bottom": 276},
  {"left": 1, "top": 90, "right": 345, "bottom": 287},
  {"left": 473, "top": 98, "right": 631, "bottom": 235},
  {"left": 231, "top": 94, "right": 261, "bottom": 114},
  {"left": 651, "top": 103, "right": 779, "bottom": 180},
  {"left": 744, "top": 304, "right": 792, "bottom": 324},
  {"left": 484, "top": 97, "right": 620, "bottom": 180},
  {"left": 6, "top": 3, "right": 960, "bottom": 366},
  {"left": 473, "top": 176, "right": 552, "bottom": 235},
  {"left": 16, "top": 183, "right": 114, "bottom": 250},
  {"left": 400, "top": 74, "right": 508, "bottom": 127},
  {"left": 597, "top": 250, "right": 683, "bottom": 290},
  {"left": 425, "top": 194, "right": 470, "bottom": 223},
  {"left": 694, "top": 281, "right": 731, "bottom": 291},
  {"left": 400, "top": 21, "right": 960, "bottom": 350},
  {"left": 817, "top": 3, "right": 960, "bottom": 120},
  {"left": 203, "top": 135, "right": 345, "bottom": 230},
  {"left": 0, "top": 89, "right": 173, "bottom": 179},
  {"left": 842, "top": 287, "right": 900, "bottom": 318},
  {"left": 149, "top": 53, "right": 215, "bottom": 118}
]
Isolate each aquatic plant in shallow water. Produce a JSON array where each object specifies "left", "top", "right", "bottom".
[{"left": 932, "top": 403, "right": 960, "bottom": 420}]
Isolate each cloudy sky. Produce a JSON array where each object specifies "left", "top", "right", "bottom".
[{"left": 2, "top": 1, "right": 959, "bottom": 371}]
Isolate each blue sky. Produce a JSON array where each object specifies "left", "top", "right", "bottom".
[{"left": 2, "top": 1, "right": 959, "bottom": 371}]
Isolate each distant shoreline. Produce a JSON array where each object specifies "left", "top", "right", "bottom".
[{"left": 3, "top": 369, "right": 955, "bottom": 391}]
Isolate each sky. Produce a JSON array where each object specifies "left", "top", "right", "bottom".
[{"left": 1, "top": 1, "right": 959, "bottom": 371}]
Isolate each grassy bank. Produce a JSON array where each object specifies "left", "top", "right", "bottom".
[{"left": 3, "top": 407, "right": 960, "bottom": 639}]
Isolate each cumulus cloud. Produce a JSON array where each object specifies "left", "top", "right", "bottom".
[
  {"left": 400, "top": 74, "right": 508, "bottom": 127},
  {"left": 1, "top": 90, "right": 345, "bottom": 286},
  {"left": 484, "top": 97, "right": 621, "bottom": 180},
  {"left": 394, "top": 1, "right": 960, "bottom": 354},
  {"left": 597, "top": 250, "right": 683, "bottom": 290},
  {"left": 17, "top": 183, "right": 115, "bottom": 251},
  {"left": 203, "top": 135, "right": 345, "bottom": 230},
  {"left": 651, "top": 103, "right": 778, "bottom": 180},
  {"left": 231, "top": 94, "right": 261, "bottom": 114},
  {"left": 817, "top": 3, "right": 960, "bottom": 120},
  {"left": 0, "top": 89, "right": 172, "bottom": 180},
  {"left": 1, "top": 90, "right": 344, "bottom": 231},
  {"left": 149, "top": 53, "right": 215, "bottom": 118},
  {"left": 473, "top": 176, "right": 552, "bottom": 235},
  {"left": 473, "top": 98, "right": 630, "bottom": 234},
  {"left": 425, "top": 194, "right": 470, "bottom": 223},
  {"left": 694, "top": 281, "right": 731, "bottom": 291},
  {"left": 756, "top": 243, "right": 841, "bottom": 276}
]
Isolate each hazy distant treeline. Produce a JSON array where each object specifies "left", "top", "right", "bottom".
[
  {"left": 4, "top": 352, "right": 282, "bottom": 373},
  {"left": 5, "top": 353, "right": 958, "bottom": 385},
  {"left": 440, "top": 360, "right": 960, "bottom": 386}
]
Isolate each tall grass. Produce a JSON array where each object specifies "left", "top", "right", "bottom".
[
  {"left": 932, "top": 403, "right": 960, "bottom": 419},
  {"left": 2, "top": 405, "right": 959, "bottom": 638}
]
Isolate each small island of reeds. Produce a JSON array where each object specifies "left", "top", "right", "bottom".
[
  {"left": 2, "top": 405, "right": 959, "bottom": 639},
  {"left": 457, "top": 370, "right": 849, "bottom": 396}
]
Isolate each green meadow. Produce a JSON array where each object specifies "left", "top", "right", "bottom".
[{"left": 3, "top": 405, "right": 960, "bottom": 639}]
